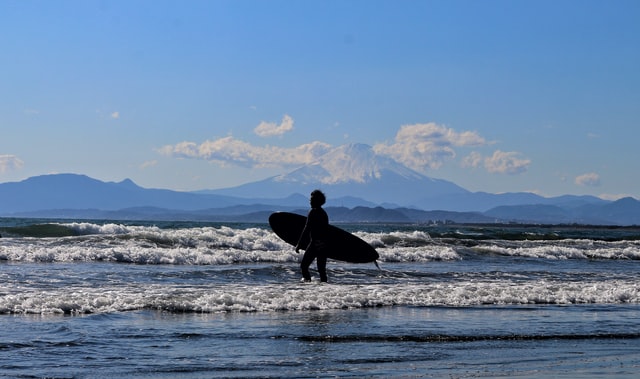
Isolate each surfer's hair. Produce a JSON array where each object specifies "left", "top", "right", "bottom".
[{"left": 310, "top": 189, "right": 326, "bottom": 206}]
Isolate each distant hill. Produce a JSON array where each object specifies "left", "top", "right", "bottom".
[
  {"left": 484, "top": 197, "right": 640, "bottom": 225},
  {"left": 0, "top": 174, "right": 239, "bottom": 213}
]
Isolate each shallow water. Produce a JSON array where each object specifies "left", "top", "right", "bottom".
[{"left": 3, "top": 305, "right": 639, "bottom": 378}]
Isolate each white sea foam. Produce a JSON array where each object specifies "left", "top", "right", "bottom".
[
  {"left": 0, "top": 243, "right": 299, "bottom": 264},
  {"left": 359, "top": 230, "right": 435, "bottom": 248},
  {"left": 477, "top": 239, "right": 640, "bottom": 260},
  {"left": 2, "top": 223, "right": 640, "bottom": 263},
  {"left": 65, "top": 222, "right": 139, "bottom": 235},
  {"left": 1, "top": 279, "right": 638, "bottom": 315}
]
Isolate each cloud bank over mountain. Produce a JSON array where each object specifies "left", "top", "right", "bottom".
[
  {"left": 158, "top": 138, "right": 333, "bottom": 169},
  {"left": 159, "top": 120, "right": 531, "bottom": 177}
]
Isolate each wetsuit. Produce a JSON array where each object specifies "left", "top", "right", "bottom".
[{"left": 298, "top": 206, "right": 329, "bottom": 282}]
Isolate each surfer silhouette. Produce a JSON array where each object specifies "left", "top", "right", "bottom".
[{"left": 296, "top": 190, "right": 329, "bottom": 282}]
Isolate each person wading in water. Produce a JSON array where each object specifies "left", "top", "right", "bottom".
[{"left": 296, "top": 189, "right": 329, "bottom": 282}]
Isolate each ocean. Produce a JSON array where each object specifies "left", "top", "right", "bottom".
[{"left": 1, "top": 217, "right": 639, "bottom": 378}]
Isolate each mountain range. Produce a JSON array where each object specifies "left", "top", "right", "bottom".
[{"left": 1, "top": 143, "right": 639, "bottom": 225}]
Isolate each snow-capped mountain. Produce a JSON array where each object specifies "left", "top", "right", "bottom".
[
  {"left": 210, "top": 143, "right": 469, "bottom": 206},
  {"left": 279, "top": 143, "right": 425, "bottom": 184}
]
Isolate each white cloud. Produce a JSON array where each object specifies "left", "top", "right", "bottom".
[
  {"left": 139, "top": 160, "right": 158, "bottom": 169},
  {"left": 254, "top": 114, "right": 294, "bottom": 137},
  {"left": 159, "top": 136, "right": 332, "bottom": 168},
  {"left": 484, "top": 150, "right": 531, "bottom": 175},
  {"left": 575, "top": 172, "right": 601, "bottom": 187},
  {"left": 373, "top": 122, "right": 486, "bottom": 170},
  {"left": 462, "top": 150, "right": 530, "bottom": 175},
  {"left": 461, "top": 151, "right": 484, "bottom": 168},
  {"left": 110, "top": 111, "right": 120, "bottom": 119},
  {"left": 0, "top": 155, "right": 24, "bottom": 173}
]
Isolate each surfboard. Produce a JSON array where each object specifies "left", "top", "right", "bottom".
[{"left": 268, "top": 212, "right": 379, "bottom": 264}]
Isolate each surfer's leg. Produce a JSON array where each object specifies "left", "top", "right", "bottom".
[
  {"left": 300, "top": 248, "right": 315, "bottom": 281},
  {"left": 316, "top": 253, "right": 327, "bottom": 282}
]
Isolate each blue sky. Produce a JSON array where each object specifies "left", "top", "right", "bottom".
[{"left": 1, "top": 0, "right": 639, "bottom": 199}]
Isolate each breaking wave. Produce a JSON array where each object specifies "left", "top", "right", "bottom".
[{"left": 1, "top": 222, "right": 640, "bottom": 263}]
